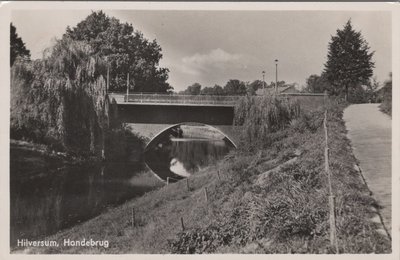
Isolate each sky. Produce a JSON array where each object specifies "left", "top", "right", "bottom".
[{"left": 11, "top": 10, "right": 392, "bottom": 91}]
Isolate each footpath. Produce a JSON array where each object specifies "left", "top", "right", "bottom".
[{"left": 343, "top": 103, "right": 391, "bottom": 233}]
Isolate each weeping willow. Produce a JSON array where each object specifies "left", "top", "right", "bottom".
[
  {"left": 234, "top": 95, "right": 301, "bottom": 148},
  {"left": 11, "top": 38, "right": 108, "bottom": 156}
]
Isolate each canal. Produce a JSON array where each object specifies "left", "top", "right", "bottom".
[{"left": 10, "top": 125, "right": 235, "bottom": 248}]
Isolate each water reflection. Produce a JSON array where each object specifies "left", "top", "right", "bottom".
[
  {"left": 10, "top": 161, "right": 163, "bottom": 248},
  {"left": 145, "top": 125, "right": 234, "bottom": 181}
]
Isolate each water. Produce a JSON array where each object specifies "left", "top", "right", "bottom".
[
  {"left": 10, "top": 157, "right": 162, "bottom": 248},
  {"left": 145, "top": 138, "right": 233, "bottom": 181},
  {"left": 10, "top": 126, "right": 234, "bottom": 248}
]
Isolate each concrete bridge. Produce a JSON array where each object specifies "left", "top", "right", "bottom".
[
  {"left": 108, "top": 93, "right": 241, "bottom": 146},
  {"left": 108, "top": 92, "right": 327, "bottom": 147}
]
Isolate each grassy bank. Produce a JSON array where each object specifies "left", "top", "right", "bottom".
[{"left": 16, "top": 101, "right": 390, "bottom": 254}]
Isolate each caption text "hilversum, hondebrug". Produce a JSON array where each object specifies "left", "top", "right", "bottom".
[{"left": 16, "top": 239, "right": 109, "bottom": 248}]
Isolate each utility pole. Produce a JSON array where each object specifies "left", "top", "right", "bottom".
[
  {"left": 275, "top": 59, "right": 279, "bottom": 94},
  {"left": 262, "top": 70, "right": 266, "bottom": 95},
  {"left": 126, "top": 73, "right": 129, "bottom": 102}
]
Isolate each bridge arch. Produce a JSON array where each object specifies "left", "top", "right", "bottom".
[{"left": 145, "top": 122, "right": 238, "bottom": 151}]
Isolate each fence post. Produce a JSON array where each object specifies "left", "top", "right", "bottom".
[
  {"left": 167, "top": 177, "right": 169, "bottom": 185},
  {"left": 329, "top": 195, "right": 338, "bottom": 251},
  {"left": 180, "top": 217, "right": 185, "bottom": 231},
  {"left": 324, "top": 110, "right": 338, "bottom": 253},
  {"left": 204, "top": 187, "right": 208, "bottom": 202},
  {"left": 186, "top": 178, "right": 190, "bottom": 191}
]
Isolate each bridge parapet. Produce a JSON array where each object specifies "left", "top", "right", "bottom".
[{"left": 109, "top": 93, "right": 239, "bottom": 107}]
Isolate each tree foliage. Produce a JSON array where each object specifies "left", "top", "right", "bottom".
[
  {"left": 10, "top": 23, "right": 30, "bottom": 66},
  {"left": 11, "top": 38, "right": 109, "bottom": 155},
  {"left": 379, "top": 73, "right": 392, "bottom": 115},
  {"left": 247, "top": 80, "right": 264, "bottom": 95},
  {"left": 201, "top": 84, "right": 225, "bottom": 95},
  {"left": 180, "top": 79, "right": 248, "bottom": 96},
  {"left": 63, "top": 11, "right": 172, "bottom": 93},
  {"left": 324, "top": 20, "right": 374, "bottom": 101},
  {"left": 304, "top": 74, "right": 331, "bottom": 93},
  {"left": 223, "top": 79, "right": 247, "bottom": 95},
  {"left": 180, "top": 83, "right": 202, "bottom": 95}
]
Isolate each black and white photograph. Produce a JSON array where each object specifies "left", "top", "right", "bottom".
[{"left": 1, "top": 2, "right": 398, "bottom": 257}]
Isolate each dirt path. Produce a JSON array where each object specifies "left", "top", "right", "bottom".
[{"left": 343, "top": 103, "right": 391, "bottom": 232}]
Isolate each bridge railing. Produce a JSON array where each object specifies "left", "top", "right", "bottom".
[
  {"left": 111, "top": 93, "right": 240, "bottom": 105},
  {"left": 108, "top": 92, "right": 327, "bottom": 106}
]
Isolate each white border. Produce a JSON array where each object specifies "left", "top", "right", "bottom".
[{"left": 0, "top": 2, "right": 398, "bottom": 260}]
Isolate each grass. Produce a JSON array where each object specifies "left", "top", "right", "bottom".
[{"left": 14, "top": 100, "right": 391, "bottom": 254}]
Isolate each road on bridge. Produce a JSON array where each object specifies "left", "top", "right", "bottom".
[{"left": 343, "top": 103, "right": 391, "bottom": 233}]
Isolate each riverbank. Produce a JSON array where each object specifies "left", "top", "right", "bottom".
[{"left": 14, "top": 103, "right": 391, "bottom": 254}]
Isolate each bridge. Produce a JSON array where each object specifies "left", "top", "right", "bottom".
[
  {"left": 108, "top": 93, "right": 241, "bottom": 146},
  {"left": 108, "top": 92, "right": 326, "bottom": 147}
]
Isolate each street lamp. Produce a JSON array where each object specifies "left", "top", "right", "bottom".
[
  {"left": 262, "top": 70, "right": 266, "bottom": 95},
  {"left": 275, "top": 59, "right": 278, "bottom": 94}
]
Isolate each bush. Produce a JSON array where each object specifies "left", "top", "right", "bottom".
[{"left": 379, "top": 75, "right": 392, "bottom": 116}]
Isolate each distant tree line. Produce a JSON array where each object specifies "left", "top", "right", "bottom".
[{"left": 179, "top": 79, "right": 289, "bottom": 96}]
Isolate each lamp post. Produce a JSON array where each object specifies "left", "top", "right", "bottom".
[
  {"left": 262, "top": 70, "right": 266, "bottom": 95},
  {"left": 275, "top": 59, "right": 278, "bottom": 94}
]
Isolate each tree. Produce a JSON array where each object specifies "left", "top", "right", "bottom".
[
  {"left": 324, "top": 19, "right": 374, "bottom": 101},
  {"left": 63, "top": 11, "right": 172, "bottom": 93},
  {"left": 269, "top": 80, "right": 286, "bottom": 89},
  {"left": 224, "top": 79, "right": 247, "bottom": 95},
  {"left": 200, "top": 84, "right": 225, "bottom": 95},
  {"left": 304, "top": 74, "right": 332, "bottom": 93},
  {"left": 247, "top": 80, "right": 264, "bottom": 95},
  {"left": 379, "top": 72, "right": 392, "bottom": 115},
  {"left": 10, "top": 23, "right": 30, "bottom": 66},
  {"left": 180, "top": 83, "right": 202, "bottom": 95},
  {"left": 11, "top": 38, "right": 108, "bottom": 154}
]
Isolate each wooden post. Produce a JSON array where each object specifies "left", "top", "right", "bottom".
[
  {"left": 106, "top": 66, "right": 110, "bottom": 94},
  {"left": 329, "top": 195, "right": 338, "bottom": 253},
  {"left": 324, "top": 109, "right": 338, "bottom": 253},
  {"left": 126, "top": 73, "right": 129, "bottom": 102},
  {"left": 131, "top": 208, "right": 135, "bottom": 228},
  {"left": 167, "top": 177, "right": 169, "bottom": 185},
  {"left": 180, "top": 217, "right": 185, "bottom": 231},
  {"left": 186, "top": 178, "right": 190, "bottom": 191},
  {"left": 204, "top": 187, "right": 208, "bottom": 202}
]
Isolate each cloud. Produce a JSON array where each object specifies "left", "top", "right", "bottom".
[{"left": 180, "top": 48, "right": 247, "bottom": 75}]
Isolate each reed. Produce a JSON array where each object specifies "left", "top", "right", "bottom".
[{"left": 234, "top": 95, "right": 301, "bottom": 149}]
